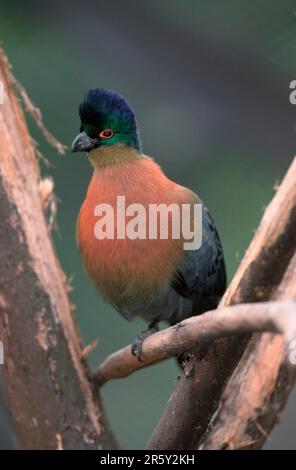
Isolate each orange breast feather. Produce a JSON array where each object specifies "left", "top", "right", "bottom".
[{"left": 77, "top": 156, "right": 197, "bottom": 300}]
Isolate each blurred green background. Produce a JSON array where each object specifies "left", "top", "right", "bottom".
[{"left": 0, "top": 0, "right": 296, "bottom": 450}]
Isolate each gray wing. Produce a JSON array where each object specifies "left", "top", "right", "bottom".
[{"left": 172, "top": 204, "right": 227, "bottom": 316}]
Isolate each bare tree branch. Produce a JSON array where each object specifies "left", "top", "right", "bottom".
[
  {"left": 0, "top": 48, "right": 117, "bottom": 450},
  {"left": 95, "top": 300, "right": 296, "bottom": 386},
  {"left": 147, "top": 157, "right": 296, "bottom": 450}
]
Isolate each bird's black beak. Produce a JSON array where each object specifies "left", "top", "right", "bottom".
[{"left": 71, "top": 132, "right": 96, "bottom": 153}]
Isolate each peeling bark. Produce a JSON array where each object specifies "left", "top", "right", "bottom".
[
  {"left": 199, "top": 253, "right": 296, "bottom": 450},
  {"left": 0, "top": 48, "right": 117, "bottom": 450}
]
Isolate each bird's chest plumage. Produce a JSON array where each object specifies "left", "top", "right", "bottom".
[{"left": 77, "top": 155, "right": 192, "bottom": 309}]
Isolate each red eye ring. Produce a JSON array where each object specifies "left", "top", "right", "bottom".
[{"left": 99, "top": 129, "right": 114, "bottom": 139}]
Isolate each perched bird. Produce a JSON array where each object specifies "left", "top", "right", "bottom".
[{"left": 72, "top": 89, "right": 226, "bottom": 358}]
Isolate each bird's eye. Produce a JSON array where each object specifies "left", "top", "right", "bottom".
[{"left": 99, "top": 129, "right": 114, "bottom": 139}]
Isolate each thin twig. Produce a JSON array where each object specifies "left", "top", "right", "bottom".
[
  {"left": 14, "top": 79, "right": 67, "bottom": 155},
  {"left": 0, "top": 46, "right": 67, "bottom": 155}
]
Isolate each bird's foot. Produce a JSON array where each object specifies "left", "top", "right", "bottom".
[{"left": 131, "top": 320, "right": 159, "bottom": 361}]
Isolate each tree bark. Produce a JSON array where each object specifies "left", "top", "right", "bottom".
[
  {"left": 0, "top": 49, "right": 117, "bottom": 449},
  {"left": 199, "top": 252, "right": 296, "bottom": 450}
]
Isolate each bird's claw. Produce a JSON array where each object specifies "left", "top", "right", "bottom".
[
  {"left": 131, "top": 333, "right": 146, "bottom": 361},
  {"left": 131, "top": 323, "right": 159, "bottom": 361}
]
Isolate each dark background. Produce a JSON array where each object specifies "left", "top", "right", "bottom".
[{"left": 0, "top": 0, "right": 295, "bottom": 449}]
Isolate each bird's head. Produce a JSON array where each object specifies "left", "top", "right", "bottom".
[{"left": 71, "top": 88, "right": 141, "bottom": 155}]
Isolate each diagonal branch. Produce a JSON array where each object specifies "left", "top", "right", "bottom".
[
  {"left": 95, "top": 300, "right": 296, "bottom": 386},
  {"left": 0, "top": 48, "right": 117, "bottom": 450}
]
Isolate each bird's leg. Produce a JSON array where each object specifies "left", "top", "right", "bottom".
[{"left": 131, "top": 318, "right": 159, "bottom": 361}]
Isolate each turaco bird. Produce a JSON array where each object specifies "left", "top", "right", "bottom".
[{"left": 71, "top": 89, "right": 226, "bottom": 358}]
